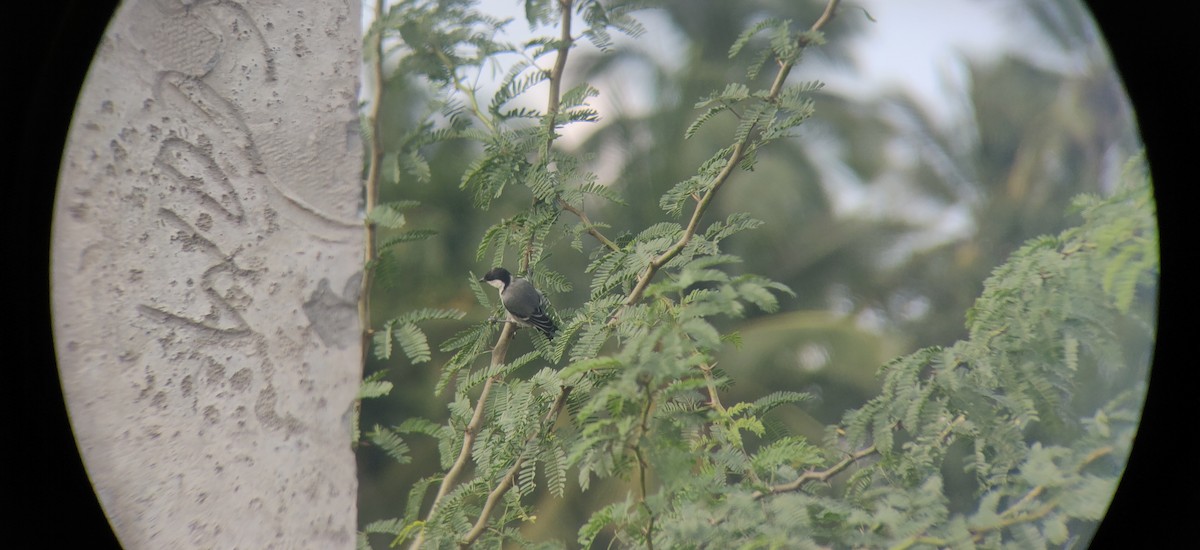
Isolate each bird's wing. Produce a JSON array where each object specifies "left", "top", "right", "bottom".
[
  {"left": 503, "top": 279, "right": 545, "bottom": 318},
  {"left": 503, "top": 279, "right": 557, "bottom": 337}
]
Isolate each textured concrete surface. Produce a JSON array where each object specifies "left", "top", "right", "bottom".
[{"left": 50, "top": 1, "right": 363, "bottom": 548}]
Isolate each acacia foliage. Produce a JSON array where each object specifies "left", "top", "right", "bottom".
[{"left": 357, "top": 2, "right": 1155, "bottom": 548}]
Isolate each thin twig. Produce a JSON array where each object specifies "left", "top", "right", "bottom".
[
  {"left": 543, "top": 0, "right": 619, "bottom": 252},
  {"left": 432, "top": 48, "right": 499, "bottom": 134},
  {"left": 699, "top": 363, "right": 724, "bottom": 413},
  {"left": 544, "top": 0, "right": 574, "bottom": 159},
  {"left": 633, "top": 382, "right": 656, "bottom": 550},
  {"left": 999, "top": 445, "right": 1114, "bottom": 521},
  {"left": 559, "top": 199, "right": 621, "bottom": 251},
  {"left": 525, "top": 0, "right": 585, "bottom": 270},
  {"left": 359, "top": 0, "right": 387, "bottom": 364},
  {"left": 699, "top": 362, "right": 764, "bottom": 486},
  {"left": 754, "top": 413, "right": 956, "bottom": 499},
  {"left": 753, "top": 443, "right": 876, "bottom": 499}
]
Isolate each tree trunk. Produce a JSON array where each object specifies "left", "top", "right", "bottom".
[{"left": 50, "top": 1, "right": 363, "bottom": 548}]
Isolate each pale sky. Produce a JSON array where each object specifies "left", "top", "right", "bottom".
[
  {"left": 812, "top": 0, "right": 1088, "bottom": 128},
  {"left": 363, "top": 0, "right": 1095, "bottom": 132},
  {"left": 443, "top": 0, "right": 1092, "bottom": 135}
]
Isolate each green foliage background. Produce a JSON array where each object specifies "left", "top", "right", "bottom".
[{"left": 354, "top": 1, "right": 1154, "bottom": 548}]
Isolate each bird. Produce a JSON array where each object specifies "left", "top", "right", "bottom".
[{"left": 481, "top": 267, "right": 558, "bottom": 339}]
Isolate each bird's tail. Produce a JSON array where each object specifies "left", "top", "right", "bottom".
[{"left": 528, "top": 313, "right": 558, "bottom": 339}]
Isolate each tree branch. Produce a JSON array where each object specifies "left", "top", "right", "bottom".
[
  {"left": 426, "top": 42, "right": 502, "bottom": 135},
  {"left": 633, "top": 381, "right": 657, "bottom": 550},
  {"left": 558, "top": 199, "right": 621, "bottom": 252},
  {"left": 998, "top": 445, "right": 1114, "bottom": 522},
  {"left": 889, "top": 445, "right": 1117, "bottom": 550},
  {"left": 544, "top": 0, "right": 574, "bottom": 158},
  {"left": 753, "top": 411, "right": 957, "bottom": 500},
  {"left": 753, "top": 443, "right": 876, "bottom": 499},
  {"left": 459, "top": 385, "right": 573, "bottom": 547},
  {"left": 540, "top": 0, "right": 622, "bottom": 253},
  {"left": 615, "top": 0, "right": 842, "bottom": 315},
  {"left": 359, "top": 0, "right": 386, "bottom": 364},
  {"left": 440, "top": 4, "right": 581, "bottom": 545}
]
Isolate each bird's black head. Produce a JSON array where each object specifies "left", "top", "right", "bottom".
[{"left": 481, "top": 267, "right": 512, "bottom": 288}]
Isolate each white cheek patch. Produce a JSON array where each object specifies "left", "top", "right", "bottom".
[{"left": 485, "top": 279, "right": 506, "bottom": 290}]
